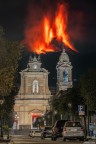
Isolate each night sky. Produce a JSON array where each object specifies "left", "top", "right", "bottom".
[{"left": 0, "top": 0, "right": 96, "bottom": 86}]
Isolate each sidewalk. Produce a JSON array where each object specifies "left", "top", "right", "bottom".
[{"left": 83, "top": 136, "right": 96, "bottom": 144}]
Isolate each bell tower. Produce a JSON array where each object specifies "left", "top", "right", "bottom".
[{"left": 56, "top": 47, "right": 73, "bottom": 91}]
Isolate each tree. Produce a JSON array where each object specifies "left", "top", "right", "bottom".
[
  {"left": 80, "top": 69, "right": 96, "bottom": 112},
  {"left": 53, "top": 83, "right": 83, "bottom": 120},
  {"left": 0, "top": 26, "right": 22, "bottom": 127},
  {"left": 0, "top": 26, "right": 22, "bottom": 96}
]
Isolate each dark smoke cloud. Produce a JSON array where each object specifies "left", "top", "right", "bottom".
[{"left": 68, "top": 1, "right": 96, "bottom": 44}]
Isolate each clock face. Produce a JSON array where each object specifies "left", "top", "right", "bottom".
[{"left": 33, "top": 64, "right": 37, "bottom": 69}]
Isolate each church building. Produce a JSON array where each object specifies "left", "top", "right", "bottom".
[
  {"left": 14, "top": 55, "right": 51, "bottom": 129},
  {"left": 14, "top": 46, "right": 73, "bottom": 129}
]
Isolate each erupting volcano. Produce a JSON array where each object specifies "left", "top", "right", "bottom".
[{"left": 23, "top": 3, "right": 78, "bottom": 54}]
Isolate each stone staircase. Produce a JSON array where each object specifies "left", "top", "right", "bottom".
[
  {"left": 9, "top": 130, "right": 62, "bottom": 144},
  {"left": 11, "top": 135, "right": 37, "bottom": 144},
  {"left": 10, "top": 135, "right": 58, "bottom": 144}
]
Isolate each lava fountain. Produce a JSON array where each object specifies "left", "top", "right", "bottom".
[{"left": 22, "top": 3, "right": 78, "bottom": 54}]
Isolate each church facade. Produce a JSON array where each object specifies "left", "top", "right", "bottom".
[{"left": 14, "top": 55, "right": 51, "bottom": 129}]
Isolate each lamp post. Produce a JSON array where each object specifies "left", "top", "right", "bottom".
[
  {"left": 47, "top": 115, "right": 50, "bottom": 126},
  {"left": 0, "top": 97, "right": 4, "bottom": 138},
  {"left": 68, "top": 102, "right": 72, "bottom": 120},
  {"left": 52, "top": 110, "right": 57, "bottom": 126}
]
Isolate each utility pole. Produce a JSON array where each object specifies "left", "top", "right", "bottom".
[{"left": 84, "top": 115, "right": 87, "bottom": 140}]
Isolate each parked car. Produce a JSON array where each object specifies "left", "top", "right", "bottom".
[
  {"left": 62, "top": 121, "right": 85, "bottom": 141},
  {"left": 52, "top": 120, "right": 68, "bottom": 138},
  {"left": 41, "top": 126, "right": 52, "bottom": 139},
  {"left": 29, "top": 129, "right": 42, "bottom": 138}
]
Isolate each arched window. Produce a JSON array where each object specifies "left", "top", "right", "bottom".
[
  {"left": 33, "top": 80, "right": 39, "bottom": 93},
  {"left": 63, "top": 70, "right": 68, "bottom": 83}
]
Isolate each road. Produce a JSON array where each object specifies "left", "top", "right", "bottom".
[{"left": 9, "top": 135, "right": 95, "bottom": 144}]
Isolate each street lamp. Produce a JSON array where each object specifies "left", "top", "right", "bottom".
[
  {"left": 0, "top": 97, "right": 4, "bottom": 138},
  {"left": 14, "top": 114, "right": 19, "bottom": 129},
  {"left": 68, "top": 102, "right": 72, "bottom": 120}
]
